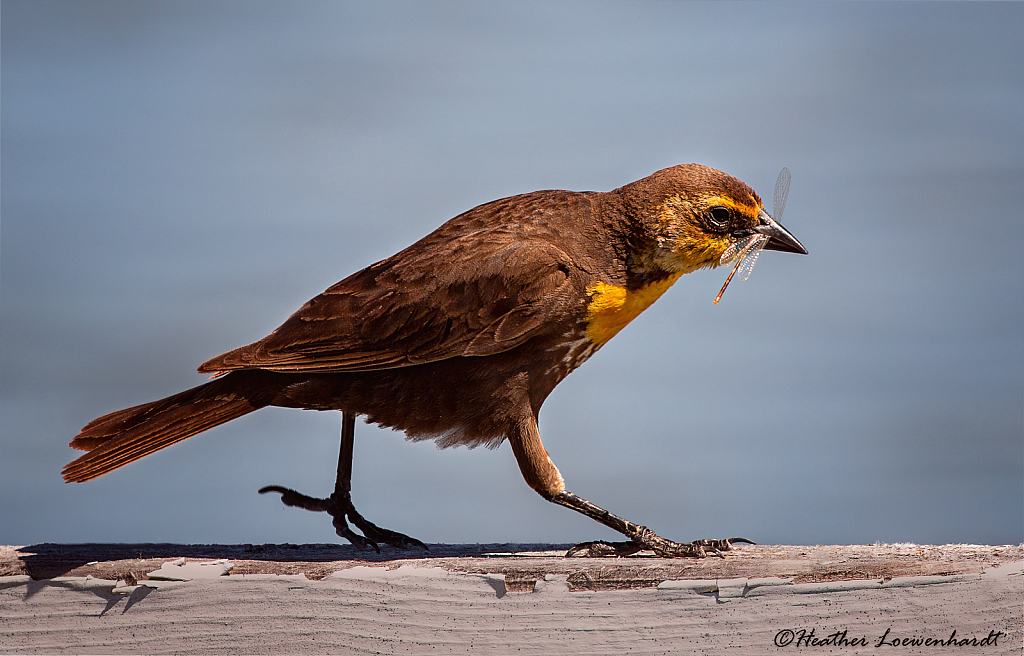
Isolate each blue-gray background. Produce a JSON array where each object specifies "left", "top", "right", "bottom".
[{"left": 3, "top": 1, "right": 1021, "bottom": 548}]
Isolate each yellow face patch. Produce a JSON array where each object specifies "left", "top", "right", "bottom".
[
  {"left": 585, "top": 273, "right": 684, "bottom": 346},
  {"left": 654, "top": 193, "right": 764, "bottom": 272}
]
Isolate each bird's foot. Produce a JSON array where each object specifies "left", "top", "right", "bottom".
[
  {"left": 258, "top": 485, "right": 427, "bottom": 553},
  {"left": 550, "top": 490, "right": 752, "bottom": 558},
  {"left": 566, "top": 535, "right": 753, "bottom": 558}
]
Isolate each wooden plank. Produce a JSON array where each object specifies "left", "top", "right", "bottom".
[{"left": 2, "top": 542, "right": 1019, "bottom": 591}]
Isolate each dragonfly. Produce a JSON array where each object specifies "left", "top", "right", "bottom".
[{"left": 713, "top": 167, "right": 790, "bottom": 305}]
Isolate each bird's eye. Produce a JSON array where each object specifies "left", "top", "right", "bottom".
[{"left": 708, "top": 206, "right": 732, "bottom": 230}]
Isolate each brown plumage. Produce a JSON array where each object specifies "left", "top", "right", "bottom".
[{"left": 64, "top": 163, "right": 806, "bottom": 557}]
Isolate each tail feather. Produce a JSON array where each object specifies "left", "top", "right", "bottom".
[{"left": 63, "top": 373, "right": 273, "bottom": 483}]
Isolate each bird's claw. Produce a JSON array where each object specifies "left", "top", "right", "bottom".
[{"left": 259, "top": 485, "right": 427, "bottom": 552}]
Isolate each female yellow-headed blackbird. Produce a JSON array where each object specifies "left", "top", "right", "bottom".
[{"left": 64, "top": 163, "right": 806, "bottom": 557}]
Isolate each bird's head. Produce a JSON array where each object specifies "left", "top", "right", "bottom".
[{"left": 615, "top": 163, "right": 807, "bottom": 276}]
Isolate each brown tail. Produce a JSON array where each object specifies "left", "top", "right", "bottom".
[{"left": 63, "top": 371, "right": 278, "bottom": 482}]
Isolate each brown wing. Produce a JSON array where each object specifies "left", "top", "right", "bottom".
[{"left": 198, "top": 231, "right": 578, "bottom": 374}]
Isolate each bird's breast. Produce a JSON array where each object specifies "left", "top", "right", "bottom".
[{"left": 584, "top": 273, "right": 683, "bottom": 346}]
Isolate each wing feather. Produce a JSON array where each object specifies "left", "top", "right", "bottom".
[{"left": 198, "top": 235, "right": 575, "bottom": 374}]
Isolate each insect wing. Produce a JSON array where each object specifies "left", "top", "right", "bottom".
[
  {"left": 737, "top": 234, "right": 769, "bottom": 281},
  {"left": 773, "top": 167, "right": 790, "bottom": 221},
  {"left": 719, "top": 233, "right": 758, "bottom": 266},
  {"left": 719, "top": 241, "right": 742, "bottom": 265},
  {"left": 715, "top": 234, "right": 768, "bottom": 304}
]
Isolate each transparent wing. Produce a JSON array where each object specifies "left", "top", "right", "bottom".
[
  {"left": 737, "top": 234, "right": 769, "bottom": 281},
  {"left": 714, "top": 234, "right": 769, "bottom": 303},
  {"left": 720, "top": 233, "right": 760, "bottom": 266},
  {"left": 773, "top": 167, "right": 790, "bottom": 221}
]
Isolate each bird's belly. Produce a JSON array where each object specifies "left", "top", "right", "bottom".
[{"left": 275, "top": 341, "right": 589, "bottom": 450}]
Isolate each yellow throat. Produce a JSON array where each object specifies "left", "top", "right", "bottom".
[{"left": 585, "top": 273, "right": 684, "bottom": 346}]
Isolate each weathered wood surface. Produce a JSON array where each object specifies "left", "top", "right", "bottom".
[
  {"left": 2, "top": 542, "right": 1019, "bottom": 591},
  {"left": 3, "top": 543, "right": 1020, "bottom": 655}
]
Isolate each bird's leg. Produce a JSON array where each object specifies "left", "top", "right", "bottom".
[
  {"left": 507, "top": 415, "right": 752, "bottom": 558},
  {"left": 259, "top": 412, "right": 427, "bottom": 552}
]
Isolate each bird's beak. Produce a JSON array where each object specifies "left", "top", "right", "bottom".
[{"left": 753, "top": 208, "right": 808, "bottom": 255}]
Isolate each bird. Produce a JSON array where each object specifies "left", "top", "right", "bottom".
[{"left": 63, "top": 163, "right": 807, "bottom": 557}]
